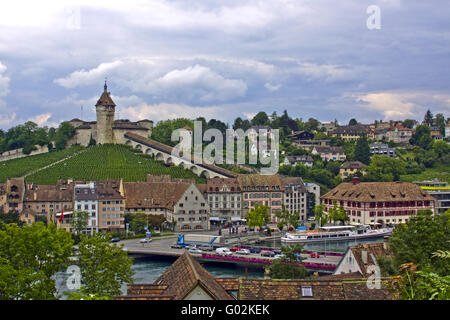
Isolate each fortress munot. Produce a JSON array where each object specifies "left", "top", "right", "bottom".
[{"left": 67, "top": 83, "right": 153, "bottom": 147}]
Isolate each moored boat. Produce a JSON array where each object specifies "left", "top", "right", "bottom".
[{"left": 281, "top": 225, "right": 392, "bottom": 243}]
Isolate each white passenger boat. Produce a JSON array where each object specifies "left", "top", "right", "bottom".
[{"left": 281, "top": 225, "right": 392, "bottom": 243}]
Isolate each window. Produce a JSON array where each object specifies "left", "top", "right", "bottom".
[{"left": 301, "top": 286, "right": 313, "bottom": 297}]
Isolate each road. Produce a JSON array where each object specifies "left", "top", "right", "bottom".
[{"left": 117, "top": 236, "right": 341, "bottom": 266}]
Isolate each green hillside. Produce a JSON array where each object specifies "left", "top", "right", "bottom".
[
  {"left": 0, "top": 145, "right": 84, "bottom": 183},
  {"left": 400, "top": 164, "right": 450, "bottom": 184},
  {"left": 25, "top": 144, "right": 205, "bottom": 185}
]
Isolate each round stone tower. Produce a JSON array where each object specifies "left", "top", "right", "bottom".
[{"left": 95, "top": 82, "right": 116, "bottom": 144}]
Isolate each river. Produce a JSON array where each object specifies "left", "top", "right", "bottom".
[{"left": 56, "top": 236, "right": 385, "bottom": 298}]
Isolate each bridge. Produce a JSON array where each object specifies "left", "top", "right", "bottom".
[{"left": 124, "top": 132, "right": 237, "bottom": 179}]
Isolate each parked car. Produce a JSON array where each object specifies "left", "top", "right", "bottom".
[
  {"left": 110, "top": 238, "right": 120, "bottom": 243},
  {"left": 216, "top": 247, "right": 233, "bottom": 256},
  {"left": 140, "top": 238, "right": 152, "bottom": 243},
  {"left": 170, "top": 244, "right": 183, "bottom": 249},
  {"left": 249, "top": 247, "right": 262, "bottom": 254},
  {"left": 310, "top": 253, "right": 321, "bottom": 258},
  {"left": 236, "top": 249, "right": 251, "bottom": 255},
  {"left": 198, "top": 245, "right": 214, "bottom": 251},
  {"left": 261, "top": 250, "right": 275, "bottom": 257},
  {"left": 188, "top": 248, "right": 203, "bottom": 254},
  {"left": 229, "top": 247, "right": 240, "bottom": 252},
  {"left": 274, "top": 254, "right": 285, "bottom": 259},
  {"left": 308, "top": 217, "right": 315, "bottom": 221},
  {"left": 273, "top": 249, "right": 282, "bottom": 255}
]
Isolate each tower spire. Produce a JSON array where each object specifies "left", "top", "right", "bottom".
[{"left": 104, "top": 78, "right": 107, "bottom": 92}]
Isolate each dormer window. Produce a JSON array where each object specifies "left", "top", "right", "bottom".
[{"left": 301, "top": 286, "right": 313, "bottom": 297}]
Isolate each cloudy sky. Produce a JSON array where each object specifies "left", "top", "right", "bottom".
[{"left": 0, "top": 0, "right": 449, "bottom": 129}]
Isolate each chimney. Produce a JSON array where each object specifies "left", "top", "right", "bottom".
[
  {"left": 362, "top": 250, "right": 368, "bottom": 265},
  {"left": 352, "top": 177, "right": 360, "bottom": 185}
]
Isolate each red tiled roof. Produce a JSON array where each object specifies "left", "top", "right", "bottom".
[
  {"left": 321, "top": 182, "right": 435, "bottom": 203},
  {"left": 154, "top": 251, "right": 234, "bottom": 300},
  {"left": 123, "top": 181, "right": 190, "bottom": 210}
]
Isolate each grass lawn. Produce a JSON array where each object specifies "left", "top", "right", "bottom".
[{"left": 400, "top": 164, "right": 450, "bottom": 184}]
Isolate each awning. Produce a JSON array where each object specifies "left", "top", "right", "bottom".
[
  {"left": 231, "top": 217, "right": 242, "bottom": 221},
  {"left": 56, "top": 211, "right": 73, "bottom": 216},
  {"left": 209, "top": 217, "right": 220, "bottom": 221}
]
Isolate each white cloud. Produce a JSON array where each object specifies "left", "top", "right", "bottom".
[
  {"left": 54, "top": 60, "right": 124, "bottom": 88},
  {"left": 296, "top": 62, "right": 354, "bottom": 81},
  {"left": 0, "top": 112, "right": 16, "bottom": 128},
  {"left": 264, "top": 82, "right": 282, "bottom": 92},
  {"left": 353, "top": 91, "right": 450, "bottom": 120},
  {"left": 28, "top": 112, "right": 58, "bottom": 127},
  {"left": 55, "top": 60, "right": 248, "bottom": 103},
  {"left": 0, "top": 62, "right": 13, "bottom": 128},
  {"left": 121, "top": 102, "right": 222, "bottom": 123},
  {"left": 243, "top": 112, "right": 256, "bottom": 120},
  {"left": 0, "top": 62, "right": 10, "bottom": 97},
  {"left": 148, "top": 64, "right": 247, "bottom": 102}
]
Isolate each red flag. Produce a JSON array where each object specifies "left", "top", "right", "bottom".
[{"left": 59, "top": 208, "right": 64, "bottom": 223}]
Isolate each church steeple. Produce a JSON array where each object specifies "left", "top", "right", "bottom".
[{"left": 104, "top": 79, "right": 107, "bottom": 92}]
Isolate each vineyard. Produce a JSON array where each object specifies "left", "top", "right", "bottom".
[
  {"left": 0, "top": 145, "right": 84, "bottom": 183},
  {"left": 25, "top": 144, "right": 205, "bottom": 185}
]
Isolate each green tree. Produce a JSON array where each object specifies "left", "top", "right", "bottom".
[
  {"left": 73, "top": 233, "right": 134, "bottom": 298},
  {"left": 129, "top": 212, "right": 148, "bottom": 234},
  {"left": 389, "top": 210, "right": 450, "bottom": 276},
  {"left": 54, "top": 122, "right": 76, "bottom": 150},
  {"left": 432, "top": 140, "right": 450, "bottom": 158},
  {"left": 246, "top": 204, "right": 270, "bottom": 230},
  {"left": 251, "top": 112, "right": 269, "bottom": 126},
  {"left": 304, "top": 118, "right": 320, "bottom": 132},
  {"left": 348, "top": 118, "right": 358, "bottom": 126},
  {"left": 0, "top": 211, "right": 23, "bottom": 228},
  {"left": 410, "top": 125, "right": 433, "bottom": 150},
  {"left": 424, "top": 109, "right": 433, "bottom": 126},
  {"left": 354, "top": 133, "right": 371, "bottom": 164},
  {"left": 313, "top": 204, "right": 328, "bottom": 227},
  {"left": 266, "top": 244, "right": 308, "bottom": 279},
  {"left": 402, "top": 119, "right": 416, "bottom": 129},
  {"left": 71, "top": 210, "right": 89, "bottom": 235},
  {"left": 328, "top": 201, "right": 349, "bottom": 225},
  {"left": 275, "top": 204, "right": 300, "bottom": 230},
  {"left": 0, "top": 222, "right": 73, "bottom": 299},
  {"left": 395, "top": 262, "right": 450, "bottom": 300},
  {"left": 362, "top": 155, "right": 406, "bottom": 181},
  {"left": 88, "top": 134, "right": 96, "bottom": 147},
  {"left": 151, "top": 118, "right": 194, "bottom": 146},
  {"left": 325, "top": 161, "right": 341, "bottom": 176},
  {"left": 435, "top": 113, "right": 446, "bottom": 136}
]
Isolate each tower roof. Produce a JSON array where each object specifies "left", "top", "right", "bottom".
[{"left": 95, "top": 82, "right": 116, "bottom": 107}]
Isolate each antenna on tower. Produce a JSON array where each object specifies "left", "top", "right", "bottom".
[{"left": 81, "top": 105, "right": 83, "bottom": 120}]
